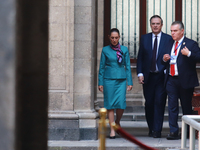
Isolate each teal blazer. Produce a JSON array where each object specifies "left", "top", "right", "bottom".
[{"left": 98, "top": 45, "right": 133, "bottom": 86}]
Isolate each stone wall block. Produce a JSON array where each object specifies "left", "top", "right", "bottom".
[
  {"left": 50, "top": 41, "right": 65, "bottom": 58},
  {"left": 49, "top": 93, "right": 64, "bottom": 110},
  {"left": 49, "top": 58, "right": 66, "bottom": 89},
  {"left": 49, "top": 24, "right": 63, "bottom": 41},
  {"left": 49, "top": 58, "right": 66, "bottom": 76},
  {"left": 75, "top": 6, "right": 91, "bottom": 24},
  {"left": 91, "top": 41, "right": 97, "bottom": 57},
  {"left": 65, "top": 0, "right": 74, "bottom": 7},
  {"left": 74, "top": 41, "right": 91, "bottom": 59},
  {"left": 98, "top": 16, "right": 104, "bottom": 25},
  {"left": 49, "top": 128, "right": 79, "bottom": 141},
  {"left": 66, "top": 6, "right": 74, "bottom": 24},
  {"left": 62, "top": 93, "right": 73, "bottom": 110},
  {"left": 49, "top": 6, "right": 65, "bottom": 24},
  {"left": 97, "top": 25, "right": 104, "bottom": 47},
  {"left": 75, "top": 0, "right": 92, "bottom": 6},
  {"left": 79, "top": 119, "right": 97, "bottom": 128},
  {"left": 91, "top": 3, "right": 96, "bottom": 26},
  {"left": 48, "top": 120, "right": 79, "bottom": 141},
  {"left": 96, "top": 0, "right": 104, "bottom": 97},
  {"left": 80, "top": 128, "right": 98, "bottom": 140},
  {"left": 66, "top": 41, "right": 74, "bottom": 59},
  {"left": 74, "top": 94, "right": 91, "bottom": 110},
  {"left": 66, "top": 60, "right": 74, "bottom": 93},
  {"left": 74, "top": 24, "right": 91, "bottom": 41},
  {"left": 49, "top": 92, "right": 73, "bottom": 111},
  {"left": 50, "top": 0, "right": 64, "bottom": 6},
  {"left": 49, "top": 120, "right": 78, "bottom": 128},
  {"left": 66, "top": 23, "right": 74, "bottom": 42},
  {"left": 74, "top": 76, "right": 91, "bottom": 93},
  {"left": 91, "top": 58, "right": 95, "bottom": 75},
  {"left": 97, "top": 48, "right": 102, "bottom": 68},
  {"left": 98, "top": 0, "right": 104, "bottom": 25},
  {"left": 49, "top": 75, "right": 66, "bottom": 89},
  {"left": 74, "top": 59, "right": 91, "bottom": 75}
]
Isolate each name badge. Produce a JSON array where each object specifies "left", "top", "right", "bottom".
[{"left": 170, "top": 55, "right": 177, "bottom": 64}]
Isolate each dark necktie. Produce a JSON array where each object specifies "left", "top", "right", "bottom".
[{"left": 150, "top": 36, "right": 157, "bottom": 72}]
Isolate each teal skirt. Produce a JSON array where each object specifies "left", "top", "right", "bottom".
[{"left": 103, "top": 78, "right": 126, "bottom": 110}]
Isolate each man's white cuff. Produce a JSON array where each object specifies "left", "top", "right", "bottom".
[
  {"left": 187, "top": 51, "right": 191, "bottom": 57},
  {"left": 138, "top": 73, "right": 143, "bottom": 77}
]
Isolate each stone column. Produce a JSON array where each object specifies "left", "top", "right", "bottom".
[
  {"left": 48, "top": 0, "right": 80, "bottom": 141},
  {"left": 0, "top": 0, "right": 16, "bottom": 149},
  {"left": 74, "top": 0, "right": 98, "bottom": 140},
  {"left": 97, "top": 0, "right": 104, "bottom": 95},
  {"left": 48, "top": 0, "right": 98, "bottom": 140},
  {"left": 15, "top": 0, "right": 49, "bottom": 150},
  {"left": 0, "top": 0, "right": 49, "bottom": 150}
]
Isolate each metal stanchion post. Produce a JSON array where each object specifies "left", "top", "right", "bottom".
[{"left": 98, "top": 108, "right": 108, "bottom": 150}]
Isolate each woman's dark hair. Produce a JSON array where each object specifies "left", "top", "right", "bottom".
[{"left": 109, "top": 28, "right": 120, "bottom": 35}]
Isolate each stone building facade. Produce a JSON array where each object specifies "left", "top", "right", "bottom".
[
  {"left": 48, "top": 0, "right": 143, "bottom": 141},
  {"left": 48, "top": 0, "right": 99, "bottom": 140},
  {"left": 48, "top": 0, "right": 200, "bottom": 141}
]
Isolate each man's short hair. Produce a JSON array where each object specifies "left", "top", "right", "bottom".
[
  {"left": 171, "top": 21, "right": 184, "bottom": 30},
  {"left": 150, "top": 15, "right": 163, "bottom": 24}
]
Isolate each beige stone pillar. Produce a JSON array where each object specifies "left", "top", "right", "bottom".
[
  {"left": 74, "top": 0, "right": 98, "bottom": 140},
  {"left": 48, "top": 0, "right": 79, "bottom": 140},
  {"left": 48, "top": 0, "right": 98, "bottom": 140}
]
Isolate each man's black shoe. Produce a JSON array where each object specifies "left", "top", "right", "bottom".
[
  {"left": 148, "top": 131, "right": 153, "bottom": 137},
  {"left": 153, "top": 131, "right": 161, "bottom": 138},
  {"left": 166, "top": 132, "right": 181, "bottom": 140}
]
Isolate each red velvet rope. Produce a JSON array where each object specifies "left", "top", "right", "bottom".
[{"left": 116, "top": 127, "right": 158, "bottom": 150}]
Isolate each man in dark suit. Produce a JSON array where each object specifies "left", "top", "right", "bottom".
[
  {"left": 163, "top": 21, "right": 200, "bottom": 140},
  {"left": 137, "top": 15, "right": 172, "bottom": 138}
]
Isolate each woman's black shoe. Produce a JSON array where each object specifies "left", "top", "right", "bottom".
[{"left": 109, "top": 136, "right": 116, "bottom": 139}]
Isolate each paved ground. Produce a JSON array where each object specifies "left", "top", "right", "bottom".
[{"left": 49, "top": 136, "right": 198, "bottom": 150}]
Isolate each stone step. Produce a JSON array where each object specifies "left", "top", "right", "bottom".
[
  {"left": 97, "top": 99, "right": 145, "bottom": 107},
  {"left": 98, "top": 105, "right": 183, "bottom": 114},
  {"left": 97, "top": 106, "right": 183, "bottom": 122},
  {"left": 97, "top": 93, "right": 143, "bottom": 99},
  {"left": 48, "top": 138, "right": 189, "bottom": 150},
  {"left": 97, "top": 93, "right": 185, "bottom": 122},
  {"left": 120, "top": 113, "right": 183, "bottom": 121},
  {"left": 97, "top": 93, "right": 145, "bottom": 107},
  {"left": 97, "top": 93, "right": 183, "bottom": 107},
  {"left": 48, "top": 138, "right": 190, "bottom": 150},
  {"left": 48, "top": 121, "right": 189, "bottom": 150},
  {"left": 106, "top": 121, "right": 182, "bottom": 137}
]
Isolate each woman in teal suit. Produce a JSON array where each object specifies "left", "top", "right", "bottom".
[{"left": 98, "top": 28, "right": 133, "bottom": 139}]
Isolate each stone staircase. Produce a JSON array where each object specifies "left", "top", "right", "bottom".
[
  {"left": 97, "top": 93, "right": 183, "bottom": 137},
  {"left": 48, "top": 94, "right": 187, "bottom": 150}
]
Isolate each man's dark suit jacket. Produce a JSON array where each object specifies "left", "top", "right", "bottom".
[
  {"left": 137, "top": 32, "right": 172, "bottom": 82},
  {"left": 164, "top": 37, "right": 200, "bottom": 89}
]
